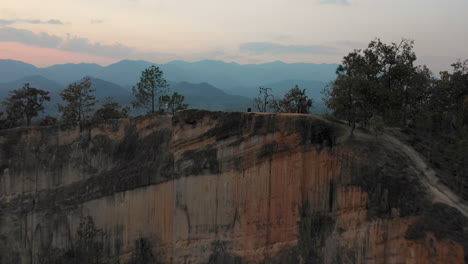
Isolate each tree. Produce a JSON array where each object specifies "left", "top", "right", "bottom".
[
  {"left": 93, "top": 98, "right": 130, "bottom": 121},
  {"left": 0, "top": 111, "right": 6, "bottom": 129},
  {"left": 417, "top": 60, "right": 468, "bottom": 198},
  {"left": 2, "top": 83, "right": 51, "bottom": 126},
  {"left": 58, "top": 77, "right": 97, "bottom": 122},
  {"left": 322, "top": 75, "right": 371, "bottom": 135},
  {"left": 253, "top": 87, "right": 275, "bottom": 112},
  {"left": 325, "top": 39, "right": 467, "bottom": 197},
  {"left": 273, "top": 85, "right": 313, "bottom": 113},
  {"left": 132, "top": 65, "right": 169, "bottom": 114},
  {"left": 39, "top": 115, "right": 58, "bottom": 126},
  {"left": 323, "top": 38, "right": 418, "bottom": 128},
  {"left": 406, "top": 66, "right": 434, "bottom": 121},
  {"left": 158, "top": 92, "right": 188, "bottom": 115}
]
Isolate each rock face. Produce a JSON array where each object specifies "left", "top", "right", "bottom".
[{"left": 0, "top": 110, "right": 466, "bottom": 263}]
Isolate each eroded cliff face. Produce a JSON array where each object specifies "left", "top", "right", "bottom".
[{"left": 0, "top": 110, "right": 466, "bottom": 263}]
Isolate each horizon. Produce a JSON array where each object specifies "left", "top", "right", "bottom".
[
  {"left": 1, "top": 0, "right": 468, "bottom": 75},
  {"left": 1, "top": 57, "right": 341, "bottom": 68}
]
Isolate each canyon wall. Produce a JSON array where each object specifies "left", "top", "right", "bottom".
[{"left": 0, "top": 110, "right": 466, "bottom": 263}]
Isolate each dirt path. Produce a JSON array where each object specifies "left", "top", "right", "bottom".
[{"left": 383, "top": 134, "right": 468, "bottom": 218}]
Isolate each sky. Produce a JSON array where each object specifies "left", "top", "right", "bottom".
[{"left": 0, "top": 0, "right": 467, "bottom": 73}]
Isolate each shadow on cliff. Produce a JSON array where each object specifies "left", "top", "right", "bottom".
[{"left": 0, "top": 110, "right": 466, "bottom": 263}]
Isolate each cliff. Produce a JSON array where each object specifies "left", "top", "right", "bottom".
[{"left": 0, "top": 110, "right": 466, "bottom": 263}]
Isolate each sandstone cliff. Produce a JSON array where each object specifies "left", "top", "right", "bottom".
[{"left": 0, "top": 110, "right": 466, "bottom": 263}]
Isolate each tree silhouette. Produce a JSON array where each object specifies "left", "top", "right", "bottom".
[
  {"left": 2, "top": 83, "right": 50, "bottom": 126},
  {"left": 58, "top": 77, "right": 97, "bottom": 122},
  {"left": 132, "top": 65, "right": 169, "bottom": 114}
]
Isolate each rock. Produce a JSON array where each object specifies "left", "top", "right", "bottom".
[{"left": 0, "top": 110, "right": 465, "bottom": 263}]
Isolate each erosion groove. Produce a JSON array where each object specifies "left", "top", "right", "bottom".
[{"left": 0, "top": 110, "right": 466, "bottom": 263}]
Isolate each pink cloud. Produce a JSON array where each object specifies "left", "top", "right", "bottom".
[{"left": 0, "top": 41, "right": 118, "bottom": 66}]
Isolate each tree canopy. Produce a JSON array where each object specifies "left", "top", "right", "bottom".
[
  {"left": 159, "top": 92, "right": 188, "bottom": 115},
  {"left": 132, "top": 65, "right": 169, "bottom": 114},
  {"left": 324, "top": 38, "right": 468, "bottom": 199},
  {"left": 93, "top": 98, "right": 130, "bottom": 121},
  {"left": 273, "top": 85, "right": 313, "bottom": 114},
  {"left": 2, "top": 83, "right": 50, "bottom": 126},
  {"left": 58, "top": 77, "right": 97, "bottom": 123},
  {"left": 323, "top": 38, "right": 418, "bottom": 128}
]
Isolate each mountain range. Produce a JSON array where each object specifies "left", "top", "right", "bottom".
[
  {"left": 0, "top": 76, "right": 253, "bottom": 113},
  {"left": 0, "top": 59, "right": 338, "bottom": 113}
]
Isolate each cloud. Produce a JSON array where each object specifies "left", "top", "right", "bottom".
[
  {"left": 61, "top": 35, "right": 136, "bottom": 58},
  {"left": 0, "top": 18, "right": 64, "bottom": 26},
  {"left": 90, "top": 19, "right": 104, "bottom": 24},
  {"left": 45, "top": 19, "right": 63, "bottom": 25},
  {"left": 0, "top": 26, "right": 177, "bottom": 61},
  {"left": 0, "top": 20, "right": 14, "bottom": 26},
  {"left": 0, "top": 27, "right": 62, "bottom": 48},
  {"left": 320, "top": 0, "right": 349, "bottom": 5},
  {"left": 239, "top": 42, "right": 337, "bottom": 55}
]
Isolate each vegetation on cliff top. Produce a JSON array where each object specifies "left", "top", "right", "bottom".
[
  {"left": 322, "top": 38, "right": 467, "bottom": 200},
  {"left": 253, "top": 85, "right": 313, "bottom": 113},
  {"left": 1, "top": 83, "right": 50, "bottom": 127},
  {"left": 0, "top": 65, "right": 189, "bottom": 128}
]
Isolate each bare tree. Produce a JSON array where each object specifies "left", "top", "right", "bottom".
[{"left": 253, "top": 87, "right": 275, "bottom": 112}]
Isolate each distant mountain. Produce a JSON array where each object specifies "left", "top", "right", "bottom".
[
  {"left": 170, "top": 82, "right": 252, "bottom": 111},
  {"left": 162, "top": 60, "right": 337, "bottom": 90},
  {"left": 42, "top": 63, "right": 105, "bottom": 85},
  {"left": 0, "top": 59, "right": 338, "bottom": 93},
  {"left": 96, "top": 60, "right": 154, "bottom": 87},
  {"left": 0, "top": 59, "right": 337, "bottom": 114},
  {"left": 0, "top": 76, "right": 65, "bottom": 115},
  {"left": 0, "top": 75, "right": 63, "bottom": 100},
  {"left": 0, "top": 74, "right": 252, "bottom": 115},
  {"left": 266, "top": 80, "right": 329, "bottom": 113},
  {"left": 0, "top": 75, "right": 133, "bottom": 100},
  {"left": 0, "top": 60, "right": 40, "bottom": 83},
  {"left": 86, "top": 77, "right": 131, "bottom": 99},
  {"left": 229, "top": 80, "right": 328, "bottom": 113},
  {"left": 0, "top": 75, "right": 62, "bottom": 91},
  {"left": 0, "top": 76, "right": 133, "bottom": 114},
  {"left": 230, "top": 79, "right": 327, "bottom": 98}
]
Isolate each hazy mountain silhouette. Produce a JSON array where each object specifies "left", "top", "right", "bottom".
[
  {"left": 162, "top": 60, "right": 337, "bottom": 90},
  {"left": 0, "top": 75, "right": 132, "bottom": 100},
  {"left": 170, "top": 82, "right": 252, "bottom": 111},
  {"left": 42, "top": 63, "right": 105, "bottom": 85},
  {"left": 265, "top": 79, "right": 329, "bottom": 113},
  {"left": 0, "top": 75, "right": 62, "bottom": 91},
  {"left": 0, "top": 75, "right": 63, "bottom": 99},
  {"left": 0, "top": 75, "right": 64, "bottom": 116},
  {"left": 96, "top": 60, "right": 154, "bottom": 87},
  {"left": 0, "top": 74, "right": 253, "bottom": 113},
  {"left": 229, "top": 79, "right": 328, "bottom": 113},
  {"left": 0, "top": 59, "right": 337, "bottom": 93},
  {"left": 86, "top": 77, "right": 131, "bottom": 99},
  {"left": 0, "top": 60, "right": 40, "bottom": 83},
  {"left": 0, "top": 59, "right": 336, "bottom": 113},
  {"left": 230, "top": 79, "right": 327, "bottom": 98}
]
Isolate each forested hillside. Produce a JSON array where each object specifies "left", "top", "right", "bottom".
[{"left": 323, "top": 39, "right": 467, "bottom": 200}]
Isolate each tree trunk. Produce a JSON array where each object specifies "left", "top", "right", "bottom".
[
  {"left": 151, "top": 89, "right": 155, "bottom": 114},
  {"left": 401, "top": 88, "right": 408, "bottom": 127}
]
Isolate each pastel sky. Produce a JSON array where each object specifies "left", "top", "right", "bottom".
[{"left": 0, "top": 0, "right": 467, "bottom": 73}]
